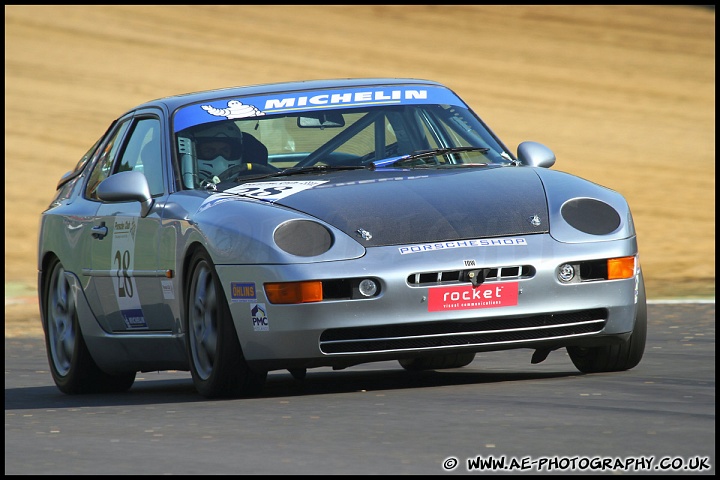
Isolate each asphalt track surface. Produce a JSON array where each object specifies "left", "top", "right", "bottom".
[{"left": 5, "top": 302, "right": 715, "bottom": 475}]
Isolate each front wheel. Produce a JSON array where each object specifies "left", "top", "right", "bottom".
[
  {"left": 567, "top": 274, "right": 647, "bottom": 373},
  {"left": 185, "top": 249, "right": 267, "bottom": 398},
  {"left": 42, "top": 257, "right": 135, "bottom": 394}
]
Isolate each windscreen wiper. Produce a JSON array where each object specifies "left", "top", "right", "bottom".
[
  {"left": 371, "top": 147, "right": 491, "bottom": 169},
  {"left": 227, "top": 164, "right": 367, "bottom": 184},
  {"left": 278, "top": 164, "right": 368, "bottom": 176}
]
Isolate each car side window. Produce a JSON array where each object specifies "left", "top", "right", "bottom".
[
  {"left": 117, "top": 118, "right": 164, "bottom": 196},
  {"left": 85, "top": 120, "right": 131, "bottom": 199}
]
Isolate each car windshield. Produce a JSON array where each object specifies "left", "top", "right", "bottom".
[{"left": 173, "top": 85, "right": 514, "bottom": 190}]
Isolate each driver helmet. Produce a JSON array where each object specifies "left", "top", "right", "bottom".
[{"left": 192, "top": 122, "right": 244, "bottom": 179}]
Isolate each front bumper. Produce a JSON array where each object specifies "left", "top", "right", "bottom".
[{"left": 216, "top": 233, "right": 640, "bottom": 369}]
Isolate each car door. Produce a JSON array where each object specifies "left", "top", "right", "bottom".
[{"left": 84, "top": 112, "right": 175, "bottom": 332}]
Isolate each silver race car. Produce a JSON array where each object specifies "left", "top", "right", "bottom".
[{"left": 38, "top": 78, "right": 646, "bottom": 397}]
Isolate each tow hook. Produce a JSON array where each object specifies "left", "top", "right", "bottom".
[{"left": 531, "top": 348, "right": 552, "bottom": 364}]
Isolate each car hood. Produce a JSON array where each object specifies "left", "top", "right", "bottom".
[{"left": 231, "top": 166, "right": 549, "bottom": 247}]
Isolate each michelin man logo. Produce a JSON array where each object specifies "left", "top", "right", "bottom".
[{"left": 201, "top": 100, "right": 265, "bottom": 119}]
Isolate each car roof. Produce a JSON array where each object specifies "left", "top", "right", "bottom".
[{"left": 133, "top": 78, "right": 447, "bottom": 113}]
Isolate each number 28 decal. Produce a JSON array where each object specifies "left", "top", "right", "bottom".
[
  {"left": 114, "top": 249, "right": 134, "bottom": 298},
  {"left": 110, "top": 217, "right": 144, "bottom": 328}
]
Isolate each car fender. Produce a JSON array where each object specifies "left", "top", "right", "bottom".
[{"left": 534, "top": 168, "right": 636, "bottom": 243}]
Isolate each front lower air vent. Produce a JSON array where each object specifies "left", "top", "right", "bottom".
[
  {"left": 320, "top": 308, "right": 608, "bottom": 354},
  {"left": 407, "top": 265, "right": 535, "bottom": 287}
]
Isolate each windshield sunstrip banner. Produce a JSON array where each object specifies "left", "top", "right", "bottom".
[{"left": 174, "top": 85, "right": 464, "bottom": 132}]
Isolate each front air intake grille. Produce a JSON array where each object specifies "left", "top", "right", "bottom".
[
  {"left": 319, "top": 309, "right": 607, "bottom": 354},
  {"left": 407, "top": 265, "right": 535, "bottom": 287}
]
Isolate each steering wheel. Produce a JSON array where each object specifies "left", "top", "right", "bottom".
[{"left": 217, "top": 163, "right": 280, "bottom": 182}]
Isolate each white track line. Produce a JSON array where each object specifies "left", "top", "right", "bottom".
[{"left": 648, "top": 299, "right": 715, "bottom": 304}]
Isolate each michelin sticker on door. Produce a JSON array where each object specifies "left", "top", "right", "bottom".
[{"left": 251, "top": 303, "right": 269, "bottom": 331}]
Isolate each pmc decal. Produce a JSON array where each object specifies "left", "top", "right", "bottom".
[{"left": 251, "top": 303, "right": 269, "bottom": 331}]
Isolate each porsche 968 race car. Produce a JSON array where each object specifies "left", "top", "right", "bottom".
[{"left": 38, "top": 78, "right": 646, "bottom": 398}]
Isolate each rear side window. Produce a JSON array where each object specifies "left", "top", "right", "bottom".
[{"left": 74, "top": 139, "right": 101, "bottom": 173}]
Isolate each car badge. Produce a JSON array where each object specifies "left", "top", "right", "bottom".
[
  {"left": 529, "top": 215, "right": 541, "bottom": 227},
  {"left": 356, "top": 228, "right": 372, "bottom": 241}
]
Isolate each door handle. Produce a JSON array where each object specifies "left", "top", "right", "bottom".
[{"left": 91, "top": 222, "right": 108, "bottom": 239}]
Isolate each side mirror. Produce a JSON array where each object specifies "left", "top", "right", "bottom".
[
  {"left": 96, "top": 171, "right": 154, "bottom": 217},
  {"left": 517, "top": 141, "right": 556, "bottom": 168}
]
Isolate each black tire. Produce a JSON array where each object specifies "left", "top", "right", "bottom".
[
  {"left": 42, "top": 257, "right": 135, "bottom": 394},
  {"left": 399, "top": 352, "right": 476, "bottom": 371},
  {"left": 185, "top": 249, "right": 267, "bottom": 398},
  {"left": 567, "top": 274, "right": 647, "bottom": 373}
]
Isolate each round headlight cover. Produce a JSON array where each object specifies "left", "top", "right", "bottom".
[
  {"left": 561, "top": 198, "right": 621, "bottom": 235},
  {"left": 274, "top": 220, "right": 334, "bottom": 256}
]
